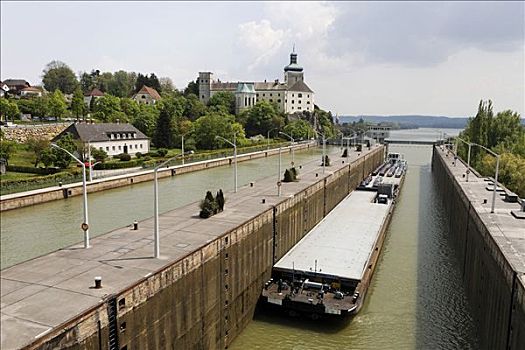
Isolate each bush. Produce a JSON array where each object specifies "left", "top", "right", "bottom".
[
  {"left": 142, "top": 155, "right": 152, "bottom": 161},
  {"left": 0, "top": 170, "right": 83, "bottom": 195},
  {"left": 135, "top": 152, "right": 143, "bottom": 158},
  {"left": 119, "top": 153, "right": 132, "bottom": 161},
  {"left": 283, "top": 167, "right": 298, "bottom": 182},
  {"left": 91, "top": 148, "right": 107, "bottom": 162},
  {"left": 6, "top": 165, "right": 58, "bottom": 175},
  {"left": 321, "top": 155, "right": 330, "bottom": 166},
  {"left": 199, "top": 191, "right": 218, "bottom": 218},
  {"left": 157, "top": 148, "right": 168, "bottom": 157},
  {"left": 342, "top": 148, "right": 348, "bottom": 158},
  {"left": 94, "top": 159, "right": 143, "bottom": 170}
]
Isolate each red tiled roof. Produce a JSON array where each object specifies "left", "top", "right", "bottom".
[
  {"left": 85, "top": 88, "right": 105, "bottom": 97},
  {"left": 136, "top": 85, "right": 161, "bottom": 100}
]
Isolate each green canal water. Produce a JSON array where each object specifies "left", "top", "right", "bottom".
[
  {"left": 1, "top": 147, "right": 326, "bottom": 268},
  {"left": 230, "top": 141, "right": 479, "bottom": 349}
]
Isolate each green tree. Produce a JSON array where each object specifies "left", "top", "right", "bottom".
[
  {"left": 160, "top": 77, "right": 176, "bottom": 95},
  {"left": 244, "top": 100, "right": 283, "bottom": 137},
  {"left": 108, "top": 70, "right": 136, "bottom": 97},
  {"left": 33, "top": 96, "right": 49, "bottom": 119},
  {"left": 93, "top": 94, "right": 126, "bottom": 122},
  {"left": 0, "top": 140, "right": 16, "bottom": 165},
  {"left": 184, "top": 78, "right": 199, "bottom": 96},
  {"left": 183, "top": 94, "right": 207, "bottom": 121},
  {"left": 52, "top": 133, "right": 78, "bottom": 169},
  {"left": 132, "top": 104, "right": 159, "bottom": 137},
  {"left": 71, "top": 87, "right": 86, "bottom": 121},
  {"left": 27, "top": 137, "right": 50, "bottom": 167},
  {"left": 120, "top": 98, "right": 140, "bottom": 120},
  {"left": 283, "top": 119, "right": 314, "bottom": 140},
  {"left": 208, "top": 91, "right": 235, "bottom": 115},
  {"left": 91, "top": 147, "right": 107, "bottom": 162},
  {"left": 153, "top": 105, "right": 176, "bottom": 148},
  {"left": 48, "top": 90, "right": 67, "bottom": 119},
  {"left": 42, "top": 60, "right": 78, "bottom": 94},
  {"left": 0, "top": 98, "right": 20, "bottom": 121},
  {"left": 193, "top": 112, "right": 244, "bottom": 149},
  {"left": 40, "top": 148, "right": 55, "bottom": 168}
]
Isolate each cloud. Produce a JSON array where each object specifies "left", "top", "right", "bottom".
[
  {"left": 238, "top": 19, "right": 285, "bottom": 70},
  {"left": 326, "top": 2, "right": 524, "bottom": 67}
]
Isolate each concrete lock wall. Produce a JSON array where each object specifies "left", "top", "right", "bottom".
[
  {"left": 432, "top": 147, "right": 525, "bottom": 350},
  {"left": 25, "top": 147, "right": 384, "bottom": 350}
]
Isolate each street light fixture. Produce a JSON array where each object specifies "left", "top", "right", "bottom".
[
  {"left": 455, "top": 137, "right": 472, "bottom": 182},
  {"left": 267, "top": 128, "right": 279, "bottom": 150},
  {"left": 51, "top": 143, "right": 90, "bottom": 249},
  {"left": 215, "top": 133, "right": 237, "bottom": 193},
  {"left": 153, "top": 153, "right": 182, "bottom": 258},
  {"left": 318, "top": 132, "right": 326, "bottom": 174},
  {"left": 471, "top": 143, "right": 500, "bottom": 214},
  {"left": 279, "top": 131, "right": 295, "bottom": 166}
]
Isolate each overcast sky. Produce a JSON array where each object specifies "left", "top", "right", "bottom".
[{"left": 1, "top": 1, "right": 523, "bottom": 117}]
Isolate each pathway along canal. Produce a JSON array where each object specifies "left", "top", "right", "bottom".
[
  {"left": 230, "top": 143, "right": 480, "bottom": 349},
  {"left": 1, "top": 146, "right": 328, "bottom": 268}
]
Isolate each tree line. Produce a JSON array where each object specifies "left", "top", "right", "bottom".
[{"left": 457, "top": 100, "right": 524, "bottom": 197}]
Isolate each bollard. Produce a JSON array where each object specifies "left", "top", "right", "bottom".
[
  {"left": 262, "top": 198, "right": 266, "bottom": 204},
  {"left": 94, "top": 276, "right": 102, "bottom": 289},
  {"left": 133, "top": 220, "right": 138, "bottom": 230},
  {"left": 250, "top": 182, "right": 254, "bottom": 187},
  {"left": 316, "top": 173, "right": 318, "bottom": 177},
  {"left": 58, "top": 181, "right": 63, "bottom": 187}
]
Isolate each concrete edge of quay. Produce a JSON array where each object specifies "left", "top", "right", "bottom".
[
  {"left": 432, "top": 146, "right": 525, "bottom": 350},
  {"left": 0, "top": 142, "right": 314, "bottom": 212},
  {"left": 2, "top": 145, "right": 385, "bottom": 349}
]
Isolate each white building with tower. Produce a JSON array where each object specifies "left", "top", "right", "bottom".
[{"left": 198, "top": 49, "right": 314, "bottom": 115}]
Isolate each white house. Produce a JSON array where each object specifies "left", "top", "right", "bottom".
[
  {"left": 0, "top": 81, "right": 9, "bottom": 97},
  {"left": 20, "top": 86, "right": 44, "bottom": 97},
  {"left": 84, "top": 88, "right": 105, "bottom": 107},
  {"left": 53, "top": 121, "right": 150, "bottom": 157},
  {"left": 132, "top": 85, "right": 161, "bottom": 105}
]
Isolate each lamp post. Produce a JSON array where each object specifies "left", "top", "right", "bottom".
[
  {"left": 181, "top": 134, "right": 185, "bottom": 165},
  {"left": 319, "top": 133, "right": 326, "bottom": 174},
  {"left": 89, "top": 161, "right": 101, "bottom": 182},
  {"left": 278, "top": 144, "right": 282, "bottom": 196},
  {"left": 470, "top": 143, "right": 500, "bottom": 214},
  {"left": 51, "top": 143, "right": 90, "bottom": 249},
  {"left": 456, "top": 137, "right": 472, "bottom": 182},
  {"left": 153, "top": 153, "right": 182, "bottom": 258},
  {"left": 267, "top": 128, "right": 278, "bottom": 150},
  {"left": 216, "top": 134, "right": 237, "bottom": 193},
  {"left": 279, "top": 131, "right": 294, "bottom": 166}
]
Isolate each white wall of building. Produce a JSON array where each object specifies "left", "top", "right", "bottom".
[
  {"left": 91, "top": 139, "right": 150, "bottom": 156},
  {"left": 284, "top": 91, "right": 314, "bottom": 114}
]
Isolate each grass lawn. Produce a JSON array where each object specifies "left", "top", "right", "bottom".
[
  {"left": 0, "top": 172, "right": 39, "bottom": 181},
  {"left": 9, "top": 144, "right": 36, "bottom": 167}
]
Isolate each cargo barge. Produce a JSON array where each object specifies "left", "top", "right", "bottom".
[{"left": 261, "top": 153, "right": 406, "bottom": 318}]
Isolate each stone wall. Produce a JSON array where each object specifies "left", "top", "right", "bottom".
[
  {"left": 432, "top": 147, "right": 525, "bottom": 350},
  {"left": 24, "top": 147, "right": 384, "bottom": 350},
  {"left": 1, "top": 123, "right": 69, "bottom": 142}
]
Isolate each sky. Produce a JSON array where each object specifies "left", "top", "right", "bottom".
[{"left": 1, "top": 1, "right": 524, "bottom": 117}]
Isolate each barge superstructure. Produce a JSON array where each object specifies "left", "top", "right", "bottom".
[{"left": 261, "top": 154, "right": 406, "bottom": 318}]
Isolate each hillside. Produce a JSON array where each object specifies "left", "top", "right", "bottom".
[{"left": 338, "top": 115, "right": 469, "bottom": 129}]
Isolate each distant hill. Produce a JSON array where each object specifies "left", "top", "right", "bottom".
[{"left": 338, "top": 115, "right": 470, "bottom": 129}]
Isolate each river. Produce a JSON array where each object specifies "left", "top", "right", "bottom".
[{"left": 229, "top": 128, "right": 480, "bottom": 349}]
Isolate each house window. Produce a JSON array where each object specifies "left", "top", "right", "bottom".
[
  {"left": 298, "top": 93, "right": 302, "bottom": 98},
  {"left": 285, "top": 99, "right": 287, "bottom": 103},
  {"left": 307, "top": 94, "right": 310, "bottom": 98},
  {"left": 135, "top": 144, "right": 138, "bottom": 149},
  {"left": 110, "top": 134, "right": 114, "bottom": 139},
  {"left": 270, "top": 93, "right": 272, "bottom": 96},
  {"left": 307, "top": 101, "right": 310, "bottom": 104},
  {"left": 142, "top": 95, "right": 145, "bottom": 99},
  {"left": 292, "top": 94, "right": 294, "bottom": 97},
  {"left": 262, "top": 93, "right": 265, "bottom": 97},
  {"left": 112, "top": 146, "right": 115, "bottom": 151},
  {"left": 117, "top": 134, "right": 120, "bottom": 139},
  {"left": 298, "top": 100, "right": 301, "bottom": 104},
  {"left": 201, "top": 80, "right": 203, "bottom": 83},
  {"left": 133, "top": 133, "right": 136, "bottom": 138},
  {"left": 118, "top": 146, "right": 121, "bottom": 150},
  {"left": 292, "top": 106, "right": 294, "bottom": 109},
  {"left": 298, "top": 107, "right": 302, "bottom": 110},
  {"left": 291, "top": 100, "right": 294, "bottom": 104},
  {"left": 269, "top": 99, "right": 273, "bottom": 102},
  {"left": 256, "top": 93, "right": 259, "bottom": 97},
  {"left": 140, "top": 144, "right": 143, "bottom": 149},
  {"left": 99, "top": 147, "right": 103, "bottom": 151},
  {"left": 202, "top": 95, "right": 205, "bottom": 98},
  {"left": 106, "top": 147, "right": 109, "bottom": 151},
  {"left": 278, "top": 99, "right": 281, "bottom": 103}
]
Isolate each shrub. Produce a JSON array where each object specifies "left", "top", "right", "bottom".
[
  {"left": 135, "top": 152, "right": 143, "bottom": 158},
  {"left": 91, "top": 148, "right": 107, "bottom": 162},
  {"left": 290, "top": 167, "right": 298, "bottom": 179},
  {"left": 142, "top": 155, "right": 152, "bottom": 161},
  {"left": 94, "top": 159, "right": 143, "bottom": 170},
  {"left": 283, "top": 169, "right": 294, "bottom": 182},
  {"left": 321, "top": 155, "right": 330, "bottom": 166},
  {"left": 342, "top": 148, "right": 348, "bottom": 158},
  {"left": 199, "top": 191, "right": 218, "bottom": 218},
  {"left": 6, "top": 165, "right": 58, "bottom": 175},
  {"left": 119, "top": 153, "right": 131, "bottom": 161},
  {"left": 157, "top": 148, "right": 168, "bottom": 157}
]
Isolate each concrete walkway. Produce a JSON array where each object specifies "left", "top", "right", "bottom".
[{"left": 0, "top": 144, "right": 379, "bottom": 349}]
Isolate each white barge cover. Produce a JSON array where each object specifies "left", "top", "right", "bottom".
[{"left": 274, "top": 190, "right": 392, "bottom": 282}]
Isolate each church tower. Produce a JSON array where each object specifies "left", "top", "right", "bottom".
[{"left": 284, "top": 47, "right": 304, "bottom": 86}]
